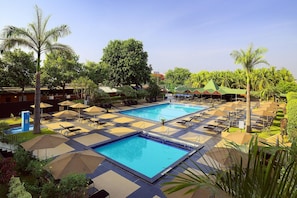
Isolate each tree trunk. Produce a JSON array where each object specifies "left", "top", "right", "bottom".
[
  {"left": 33, "top": 55, "right": 41, "bottom": 134},
  {"left": 246, "top": 77, "right": 251, "bottom": 133}
]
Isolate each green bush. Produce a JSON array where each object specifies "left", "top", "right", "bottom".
[
  {"left": 40, "top": 182, "right": 59, "bottom": 198},
  {"left": 13, "top": 147, "right": 32, "bottom": 173},
  {"left": 286, "top": 92, "right": 297, "bottom": 140},
  {"left": 7, "top": 177, "right": 32, "bottom": 198},
  {"left": 58, "top": 174, "right": 87, "bottom": 198},
  {"left": 0, "top": 121, "right": 10, "bottom": 133}
]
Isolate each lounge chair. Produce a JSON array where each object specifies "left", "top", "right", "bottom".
[
  {"left": 59, "top": 124, "right": 81, "bottom": 135},
  {"left": 190, "top": 115, "right": 202, "bottom": 121},
  {"left": 89, "top": 189, "right": 110, "bottom": 198},
  {"left": 176, "top": 117, "right": 194, "bottom": 126}
]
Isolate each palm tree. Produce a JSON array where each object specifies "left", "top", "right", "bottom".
[
  {"left": 230, "top": 44, "right": 269, "bottom": 133},
  {"left": 163, "top": 139, "right": 297, "bottom": 197},
  {"left": 0, "top": 6, "right": 73, "bottom": 133}
]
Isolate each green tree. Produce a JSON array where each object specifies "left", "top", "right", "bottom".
[
  {"left": 71, "top": 76, "right": 97, "bottom": 101},
  {"left": 230, "top": 44, "right": 269, "bottom": 133},
  {"left": 101, "top": 38, "right": 152, "bottom": 86},
  {"left": 1, "top": 49, "right": 35, "bottom": 99},
  {"left": 276, "top": 81, "right": 297, "bottom": 94},
  {"left": 0, "top": 5, "right": 73, "bottom": 134},
  {"left": 83, "top": 61, "right": 109, "bottom": 85},
  {"left": 165, "top": 67, "right": 191, "bottom": 87},
  {"left": 42, "top": 50, "right": 82, "bottom": 94},
  {"left": 146, "top": 79, "right": 161, "bottom": 101}
]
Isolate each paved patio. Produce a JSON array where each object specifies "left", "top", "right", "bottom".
[{"left": 39, "top": 100, "right": 247, "bottom": 197}]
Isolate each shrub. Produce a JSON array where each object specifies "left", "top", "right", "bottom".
[
  {"left": 0, "top": 121, "right": 10, "bottom": 133},
  {"left": 13, "top": 147, "right": 32, "bottom": 173},
  {"left": 0, "top": 157, "right": 17, "bottom": 184},
  {"left": 7, "top": 176, "right": 32, "bottom": 198},
  {"left": 40, "top": 182, "right": 59, "bottom": 198},
  {"left": 58, "top": 174, "right": 88, "bottom": 198}
]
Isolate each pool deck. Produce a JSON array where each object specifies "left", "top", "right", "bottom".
[{"left": 38, "top": 100, "right": 241, "bottom": 198}]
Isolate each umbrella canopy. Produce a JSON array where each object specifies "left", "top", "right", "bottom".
[
  {"left": 58, "top": 100, "right": 75, "bottom": 106},
  {"left": 253, "top": 110, "right": 275, "bottom": 117},
  {"left": 224, "top": 131, "right": 255, "bottom": 145},
  {"left": 205, "top": 147, "right": 248, "bottom": 168},
  {"left": 209, "top": 110, "right": 228, "bottom": 117},
  {"left": 70, "top": 103, "right": 89, "bottom": 109},
  {"left": 44, "top": 150, "right": 105, "bottom": 179},
  {"left": 20, "top": 134, "right": 69, "bottom": 151},
  {"left": 52, "top": 110, "right": 78, "bottom": 118},
  {"left": 219, "top": 106, "right": 235, "bottom": 112},
  {"left": 83, "top": 106, "right": 105, "bottom": 114},
  {"left": 30, "top": 102, "right": 53, "bottom": 109}
]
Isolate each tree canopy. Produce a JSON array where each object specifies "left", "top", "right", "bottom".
[
  {"left": 0, "top": 49, "right": 35, "bottom": 91},
  {"left": 165, "top": 67, "right": 191, "bottom": 87},
  {"left": 41, "top": 50, "right": 82, "bottom": 92},
  {"left": 101, "top": 38, "right": 152, "bottom": 87}
]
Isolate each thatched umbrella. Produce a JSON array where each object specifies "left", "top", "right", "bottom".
[
  {"left": 70, "top": 103, "right": 89, "bottom": 118},
  {"left": 58, "top": 100, "right": 75, "bottom": 110},
  {"left": 52, "top": 110, "right": 78, "bottom": 119}
]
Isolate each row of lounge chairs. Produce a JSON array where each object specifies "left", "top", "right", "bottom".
[
  {"left": 59, "top": 125, "right": 81, "bottom": 136},
  {"left": 123, "top": 100, "right": 138, "bottom": 106}
]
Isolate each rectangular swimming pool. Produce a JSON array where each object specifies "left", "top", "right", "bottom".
[
  {"left": 120, "top": 103, "right": 205, "bottom": 122},
  {"left": 93, "top": 134, "right": 193, "bottom": 183}
]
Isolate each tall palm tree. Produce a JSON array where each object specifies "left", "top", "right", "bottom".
[
  {"left": 0, "top": 5, "right": 73, "bottom": 133},
  {"left": 230, "top": 44, "right": 268, "bottom": 133}
]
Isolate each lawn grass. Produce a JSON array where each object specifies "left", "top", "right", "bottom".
[
  {"left": 10, "top": 128, "right": 56, "bottom": 144},
  {"left": 1, "top": 117, "right": 33, "bottom": 126},
  {"left": 228, "top": 109, "right": 284, "bottom": 140}
]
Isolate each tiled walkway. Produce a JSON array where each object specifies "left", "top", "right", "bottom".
[{"left": 40, "top": 101, "right": 231, "bottom": 198}]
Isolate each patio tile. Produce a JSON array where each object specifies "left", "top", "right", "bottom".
[
  {"left": 73, "top": 133, "right": 110, "bottom": 146},
  {"left": 108, "top": 127, "right": 136, "bottom": 136},
  {"left": 131, "top": 121, "right": 156, "bottom": 129},
  {"left": 150, "top": 126, "right": 178, "bottom": 136},
  {"left": 92, "top": 170, "right": 140, "bottom": 198},
  {"left": 112, "top": 117, "right": 135, "bottom": 123}
]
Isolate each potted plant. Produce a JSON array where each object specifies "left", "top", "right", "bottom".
[{"left": 161, "top": 118, "right": 166, "bottom": 125}]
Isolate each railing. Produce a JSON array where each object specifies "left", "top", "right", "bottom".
[{"left": 0, "top": 133, "right": 18, "bottom": 153}]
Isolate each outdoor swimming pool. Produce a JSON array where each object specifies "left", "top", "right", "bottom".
[
  {"left": 93, "top": 134, "right": 193, "bottom": 183},
  {"left": 120, "top": 103, "right": 205, "bottom": 122},
  {"left": 5, "top": 125, "right": 34, "bottom": 134}
]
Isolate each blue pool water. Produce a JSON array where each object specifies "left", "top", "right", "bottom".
[
  {"left": 6, "top": 125, "right": 34, "bottom": 134},
  {"left": 93, "top": 135, "right": 189, "bottom": 180},
  {"left": 120, "top": 103, "right": 205, "bottom": 122}
]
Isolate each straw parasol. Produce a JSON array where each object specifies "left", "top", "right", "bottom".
[
  {"left": 30, "top": 102, "right": 53, "bottom": 115},
  {"left": 83, "top": 105, "right": 105, "bottom": 117},
  {"left": 70, "top": 103, "right": 89, "bottom": 118},
  {"left": 52, "top": 110, "right": 78, "bottom": 118},
  {"left": 44, "top": 150, "right": 105, "bottom": 179},
  {"left": 20, "top": 134, "right": 69, "bottom": 151},
  {"left": 58, "top": 100, "right": 75, "bottom": 106},
  {"left": 209, "top": 110, "right": 228, "bottom": 117},
  {"left": 224, "top": 131, "right": 266, "bottom": 145},
  {"left": 30, "top": 102, "right": 53, "bottom": 109},
  {"left": 205, "top": 147, "right": 248, "bottom": 168},
  {"left": 58, "top": 100, "right": 75, "bottom": 110}
]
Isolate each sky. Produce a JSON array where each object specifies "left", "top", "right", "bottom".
[{"left": 1, "top": 0, "right": 297, "bottom": 78}]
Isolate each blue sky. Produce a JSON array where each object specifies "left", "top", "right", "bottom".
[{"left": 1, "top": 0, "right": 297, "bottom": 78}]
